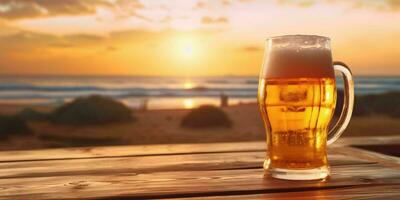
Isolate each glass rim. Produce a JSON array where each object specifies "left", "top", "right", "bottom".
[{"left": 267, "top": 34, "right": 330, "bottom": 41}]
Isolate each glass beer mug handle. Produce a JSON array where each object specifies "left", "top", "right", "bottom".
[{"left": 327, "top": 61, "right": 355, "bottom": 145}]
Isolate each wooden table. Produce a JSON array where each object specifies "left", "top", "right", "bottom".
[{"left": 0, "top": 136, "right": 399, "bottom": 199}]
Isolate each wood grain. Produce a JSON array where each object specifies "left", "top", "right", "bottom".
[
  {"left": 0, "top": 150, "right": 373, "bottom": 179},
  {"left": 0, "top": 164, "right": 399, "bottom": 199},
  {"left": 0, "top": 136, "right": 398, "bottom": 199},
  {"left": 333, "top": 136, "right": 400, "bottom": 147},
  {"left": 336, "top": 146, "right": 400, "bottom": 169},
  {"left": 0, "top": 136, "right": 398, "bottom": 162},
  {"left": 0, "top": 141, "right": 265, "bottom": 162},
  {"left": 172, "top": 185, "right": 400, "bottom": 200}
]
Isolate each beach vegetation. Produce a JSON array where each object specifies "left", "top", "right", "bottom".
[
  {"left": 49, "top": 95, "right": 134, "bottom": 126},
  {"left": 334, "top": 90, "right": 400, "bottom": 117},
  {"left": 0, "top": 115, "right": 33, "bottom": 137},
  {"left": 16, "top": 108, "right": 49, "bottom": 121},
  {"left": 181, "top": 105, "right": 232, "bottom": 128},
  {"left": 354, "top": 92, "right": 400, "bottom": 117}
]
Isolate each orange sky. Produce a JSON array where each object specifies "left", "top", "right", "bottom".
[{"left": 0, "top": 0, "right": 400, "bottom": 76}]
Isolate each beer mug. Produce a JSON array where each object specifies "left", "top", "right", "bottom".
[{"left": 258, "top": 35, "right": 354, "bottom": 180}]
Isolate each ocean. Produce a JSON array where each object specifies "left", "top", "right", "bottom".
[{"left": 0, "top": 76, "right": 399, "bottom": 109}]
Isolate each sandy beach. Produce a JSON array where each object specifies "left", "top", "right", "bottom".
[{"left": 1, "top": 102, "right": 399, "bottom": 151}]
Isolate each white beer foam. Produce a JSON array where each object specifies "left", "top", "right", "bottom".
[{"left": 262, "top": 36, "right": 334, "bottom": 79}]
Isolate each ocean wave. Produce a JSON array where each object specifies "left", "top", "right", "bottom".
[
  {"left": 205, "top": 80, "right": 230, "bottom": 84},
  {"left": 245, "top": 80, "right": 258, "bottom": 84},
  {"left": 0, "top": 87, "right": 257, "bottom": 99},
  {"left": 0, "top": 84, "right": 106, "bottom": 92},
  {"left": 0, "top": 76, "right": 399, "bottom": 102}
]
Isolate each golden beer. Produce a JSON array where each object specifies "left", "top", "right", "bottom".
[
  {"left": 259, "top": 35, "right": 354, "bottom": 180},
  {"left": 258, "top": 78, "right": 336, "bottom": 169}
]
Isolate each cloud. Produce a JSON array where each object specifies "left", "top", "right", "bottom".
[
  {"left": 105, "top": 46, "right": 118, "bottom": 51},
  {"left": 160, "top": 16, "right": 171, "bottom": 23},
  {"left": 0, "top": 0, "right": 146, "bottom": 20},
  {"left": 0, "top": 31, "right": 56, "bottom": 44},
  {"left": 194, "top": 1, "right": 207, "bottom": 9},
  {"left": 114, "top": 0, "right": 144, "bottom": 9},
  {"left": 65, "top": 34, "right": 104, "bottom": 43},
  {"left": 386, "top": 0, "right": 400, "bottom": 10},
  {"left": 240, "top": 45, "right": 262, "bottom": 52},
  {"left": 238, "top": 0, "right": 256, "bottom": 3},
  {"left": 111, "top": 0, "right": 146, "bottom": 19},
  {"left": 0, "top": 27, "right": 219, "bottom": 56},
  {"left": 276, "top": 0, "right": 316, "bottom": 8},
  {"left": 201, "top": 16, "right": 228, "bottom": 24},
  {"left": 49, "top": 43, "right": 75, "bottom": 48},
  {"left": 0, "top": 0, "right": 110, "bottom": 19},
  {"left": 276, "top": 0, "right": 400, "bottom": 11},
  {"left": 194, "top": 1, "right": 232, "bottom": 9},
  {"left": 0, "top": 30, "right": 104, "bottom": 53},
  {"left": 220, "top": 0, "right": 231, "bottom": 6},
  {"left": 354, "top": 0, "right": 400, "bottom": 11}
]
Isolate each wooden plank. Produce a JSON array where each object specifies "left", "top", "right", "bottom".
[
  {"left": 0, "top": 150, "right": 373, "bottom": 179},
  {"left": 0, "top": 141, "right": 265, "bottom": 162},
  {"left": 172, "top": 185, "right": 400, "bottom": 200},
  {"left": 0, "top": 136, "right": 398, "bottom": 162},
  {"left": 0, "top": 138, "right": 398, "bottom": 199},
  {"left": 334, "top": 136, "right": 400, "bottom": 147},
  {"left": 336, "top": 146, "right": 400, "bottom": 169},
  {"left": 0, "top": 164, "right": 399, "bottom": 199}
]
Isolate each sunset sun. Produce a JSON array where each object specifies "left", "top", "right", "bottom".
[
  {"left": 182, "top": 44, "right": 193, "bottom": 57},
  {"left": 177, "top": 38, "right": 197, "bottom": 59}
]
